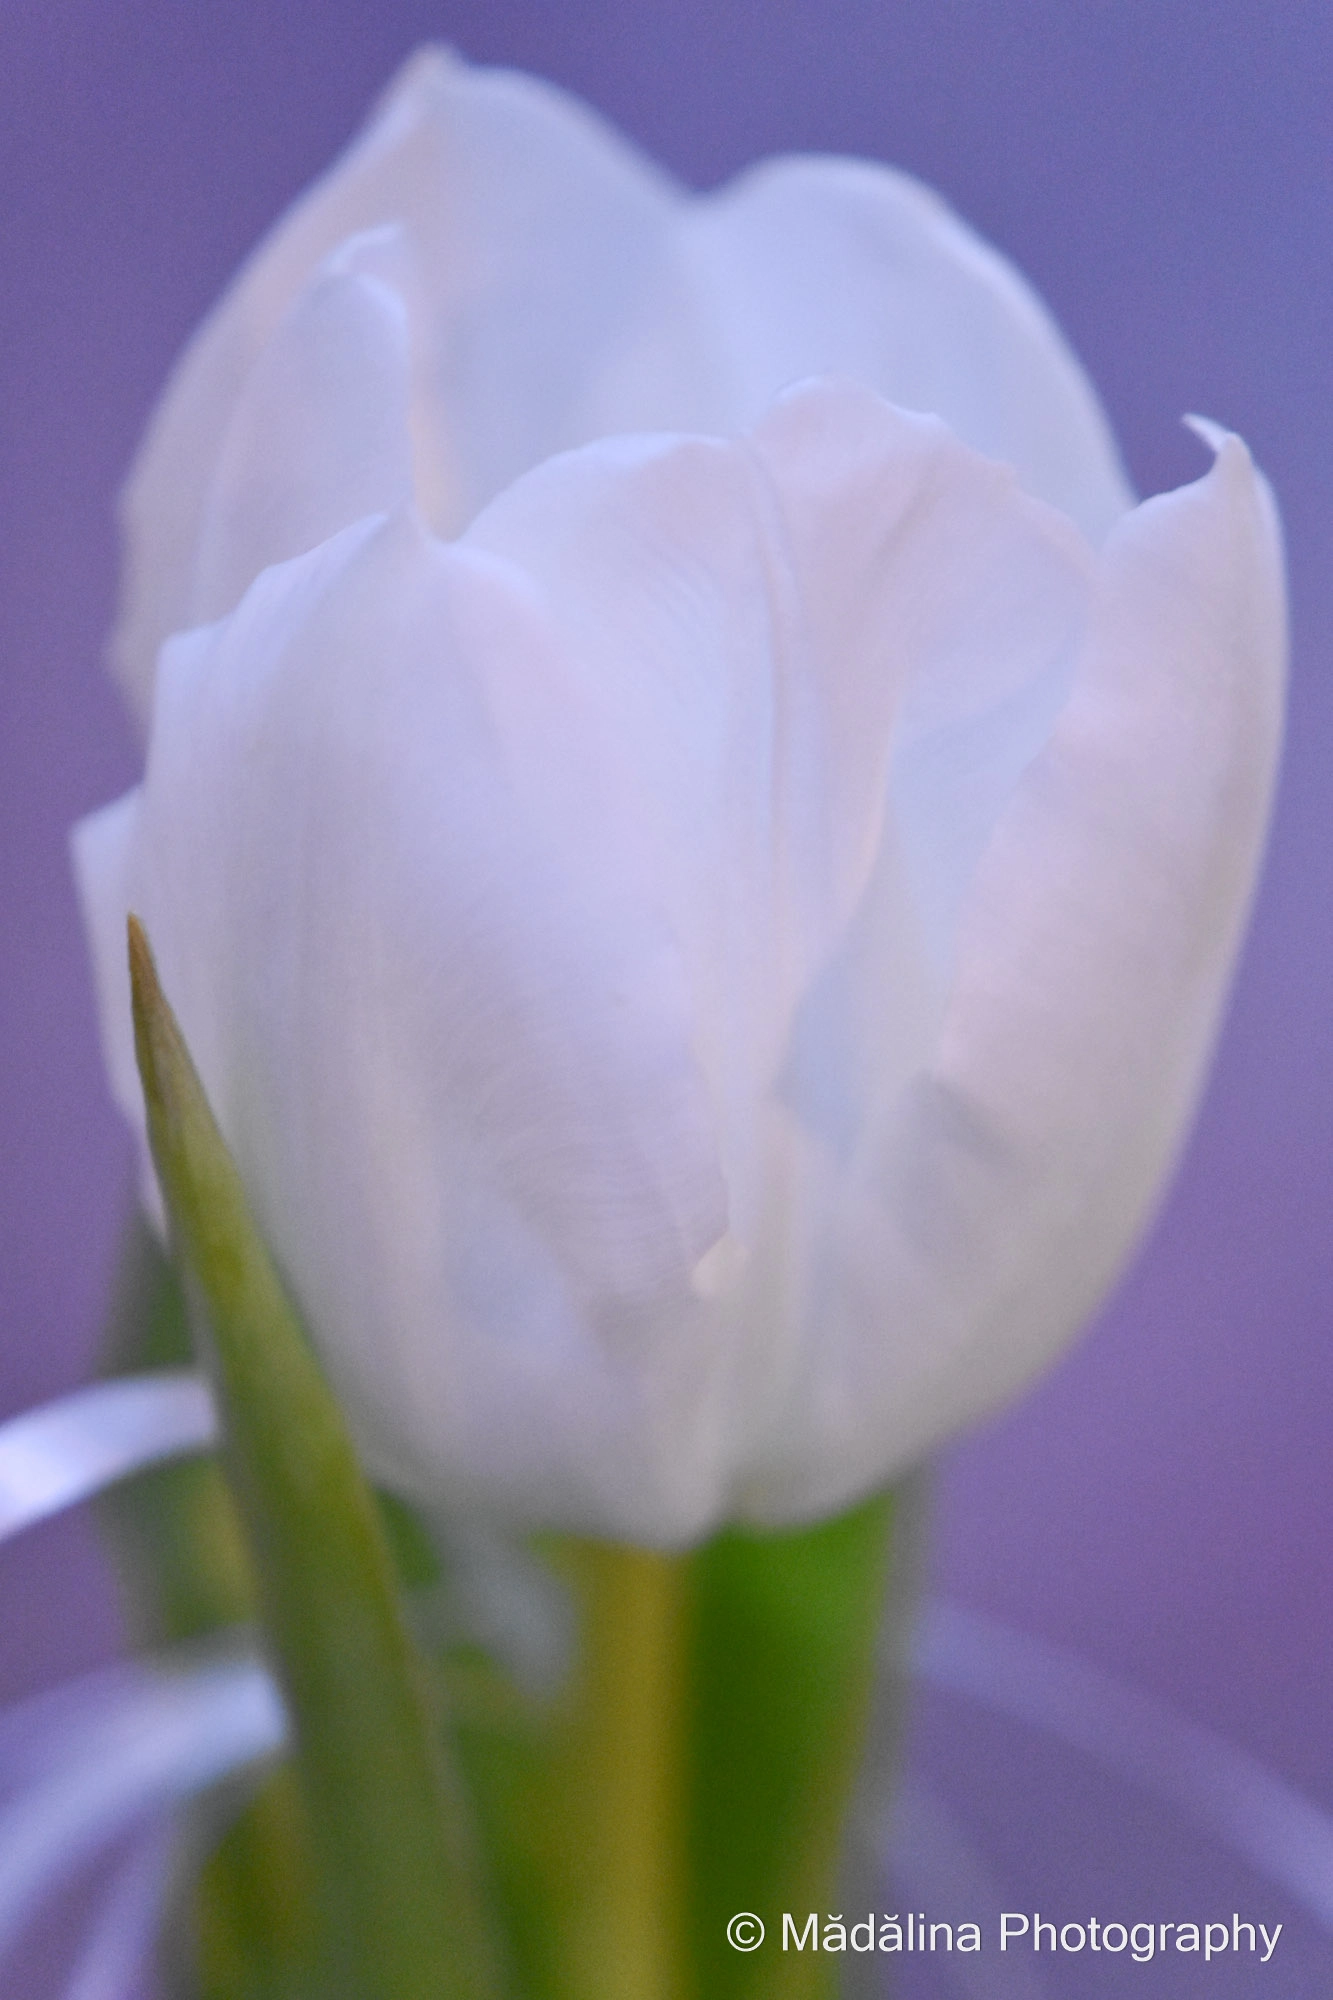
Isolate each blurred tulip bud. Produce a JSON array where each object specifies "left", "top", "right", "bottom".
[{"left": 108, "top": 46, "right": 1134, "bottom": 722}]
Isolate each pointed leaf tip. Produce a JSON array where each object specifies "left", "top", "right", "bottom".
[
  {"left": 127, "top": 912, "right": 212, "bottom": 1222},
  {"left": 127, "top": 911, "right": 173, "bottom": 1107},
  {"left": 127, "top": 911, "right": 168, "bottom": 1131}
]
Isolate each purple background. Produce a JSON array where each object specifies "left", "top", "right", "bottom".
[{"left": 2, "top": 0, "right": 1330, "bottom": 1983}]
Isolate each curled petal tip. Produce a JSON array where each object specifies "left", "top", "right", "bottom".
[{"left": 1182, "top": 410, "right": 1252, "bottom": 468}]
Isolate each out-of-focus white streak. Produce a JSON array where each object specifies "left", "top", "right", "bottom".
[
  {"left": 0, "top": 1647, "right": 285, "bottom": 1967},
  {"left": 62, "top": 1819, "right": 177, "bottom": 2000},
  {"left": 915, "top": 1601, "right": 1333, "bottom": 1930},
  {"left": 0, "top": 1374, "right": 217, "bottom": 1541}
]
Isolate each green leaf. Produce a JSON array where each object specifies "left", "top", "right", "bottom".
[
  {"left": 684, "top": 1491, "right": 900, "bottom": 1998},
  {"left": 127, "top": 916, "right": 503, "bottom": 2000},
  {"left": 98, "top": 1223, "right": 255, "bottom": 1650}
]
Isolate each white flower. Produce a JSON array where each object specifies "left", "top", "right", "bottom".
[{"left": 74, "top": 54, "right": 1284, "bottom": 1545}]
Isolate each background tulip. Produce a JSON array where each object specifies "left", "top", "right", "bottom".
[{"left": 110, "top": 49, "right": 1132, "bottom": 724}]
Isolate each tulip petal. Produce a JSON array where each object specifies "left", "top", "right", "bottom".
[
  {"left": 186, "top": 243, "right": 415, "bottom": 637},
  {"left": 72, "top": 792, "right": 144, "bottom": 1143},
  {"left": 465, "top": 383, "right": 1095, "bottom": 1237},
  {"left": 668, "top": 157, "right": 1128, "bottom": 544},
  {"left": 110, "top": 48, "right": 682, "bottom": 715},
  {"left": 745, "top": 382, "right": 1094, "bottom": 976},
  {"left": 740, "top": 426, "right": 1285, "bottom": 1521},
  {"left": 90, "top": 511, "right": 742, "bottom": 1537}
]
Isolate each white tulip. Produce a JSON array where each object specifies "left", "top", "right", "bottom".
[{"left": 75, "top": 56, "right": 1284, "bottom": 1546}]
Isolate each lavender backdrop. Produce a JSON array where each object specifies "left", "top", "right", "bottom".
[{"left": 2, "top": 0, "right": 1330, "bottom": 1987}]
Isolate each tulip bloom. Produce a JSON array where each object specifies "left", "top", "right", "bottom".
[{"left": 75, "top": 51, "right": 1284, "bottom": 1545}]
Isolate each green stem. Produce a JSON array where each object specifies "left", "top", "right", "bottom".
[
  {"left": 562, "top": 1545, "right": 689, "bottom": 2000},
  {"left": 511, "top": 1492, "right": 907, "bottom": 2000}
]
